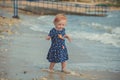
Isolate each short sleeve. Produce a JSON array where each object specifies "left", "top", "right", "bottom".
[{"left": 48, "top": 28, "right": 54, "bottom": 37}]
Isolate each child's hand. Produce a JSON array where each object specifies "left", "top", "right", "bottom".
[
  {"left": 64, "top": 35, "right": 72, "bottom": 42},
  {"left": 46, "top": 36, "right": 51, "bottom": 40},
  {"left": 58, "top": 34, "right": 64, "bottom": 39}
]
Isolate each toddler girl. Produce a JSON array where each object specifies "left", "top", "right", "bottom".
[{"left": 46, "top": 14, "right": 71, "bottom": 73}]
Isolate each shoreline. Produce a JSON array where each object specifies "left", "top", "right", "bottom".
[
  {"left": 0, "top": 6, "right": 120, "bottom": 19},
  {"left": 0, "top": 6, "right": 120, "bottom": 80}
]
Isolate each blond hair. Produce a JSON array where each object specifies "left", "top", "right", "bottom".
[{"left": 53, "top": 14, "right": 67, "bottom": 24}]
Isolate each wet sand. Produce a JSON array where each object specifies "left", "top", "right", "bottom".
[{"left": 0, "top": 8, "right": 120, "bottom": 80}]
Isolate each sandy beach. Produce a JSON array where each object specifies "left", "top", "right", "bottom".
[{"left": 0, "top": 6, "right": 120, "bottom": 80}]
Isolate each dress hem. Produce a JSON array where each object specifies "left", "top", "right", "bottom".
[{"left": 47, "top": 59, "right": 68, "bottom": 63}]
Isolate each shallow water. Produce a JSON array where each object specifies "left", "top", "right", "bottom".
[
  {"left": 0, "top": 9, "right": 120, "bottom": 80},
  {"left": 20, "top": 11, "right": 120, "bottom": 73}
]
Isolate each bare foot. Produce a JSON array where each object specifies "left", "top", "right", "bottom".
[
  {"left": 61, "top": 69, "right": 71, "bottom": 74},
  {"left": 48, "top": 69, "right": 54, "bottom": 73}
]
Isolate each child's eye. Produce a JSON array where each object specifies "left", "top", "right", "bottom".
[{"left": 62, "top": 24, "right": 65, "bottom": 26}]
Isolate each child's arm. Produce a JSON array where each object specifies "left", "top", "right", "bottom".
[
  {"left": 46, "top": 36, "right": 51, "bottom": 40},
  {"left": 64, "top": 34, "right": 71, "bottom": 42}
]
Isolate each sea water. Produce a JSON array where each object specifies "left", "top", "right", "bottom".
[{"left": 21, "top": 11, "right": 120, "bottom": 73}]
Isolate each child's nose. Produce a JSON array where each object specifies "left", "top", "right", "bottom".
[
  {"left": 60, "top": 24, "right": 63, "bottom": 27},
  {"left": 59, "top": 25, "right": 62, "bottom": 27}
]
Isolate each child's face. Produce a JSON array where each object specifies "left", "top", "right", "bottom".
[{"left": 55, "top": 20, "right": 66, "bottom": 30}]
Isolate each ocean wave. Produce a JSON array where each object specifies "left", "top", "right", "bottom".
[
  {"left": 89, "top": 22, "right": 112, "bottom": 30},
  {"left": 29, "top": 21, "right": 120, "bottom": 47},
  {"left": 22, "top": 15, "right": 120, "bottom": 48},
  {"left": 30, "top": 25, "right": 49, "bottom": 33},
  {"left": 38, "top": 16, "right": 47, "bottom": 19},
  {"left": 107, "top": 11, "right": 120, "bottom": 18},
  {"left": 38, "top": 15, "right": 53, "bottom": 22},
  {"left": 80, "top": 22, "right": 119, "bottom": 34},
  {"left": 70, "top": 31, "right": 120, "bottom": 47},
  {"left": 112, "top": 27, "right": 120, "bottom": 34},
  {"left": 107, "top": 14, "right": 117, "bottom": 18},
  {"left": 80, "top": 22, "right": 110, "bottom": 29}
]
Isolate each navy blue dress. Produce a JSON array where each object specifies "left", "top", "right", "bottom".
[{"left": 47, "top": 28, "right": 68, "bottom": 63}]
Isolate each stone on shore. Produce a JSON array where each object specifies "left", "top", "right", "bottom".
[{"left": 0, "top": 16, "right": 20, "bottom": 34}]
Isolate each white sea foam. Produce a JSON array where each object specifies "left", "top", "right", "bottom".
[
  {"left": 107, "top": 13, "right": 118, "bottom": 18},
  {"left": 107, "top": 11, "right": 120, "bottom": 18},
  {"left": 83, "top": 22, "right": 119, "bottom": 34},
  {"left": 38, "top": 16, "right": 47, "bottom": 19},
  {"left": 29, "top": 21, "right": 120, "bottom": 47},
  {"left": 79, "top": 22, "right": 113, "bottom": 33},
  {"left": 91, "top": 22, "right": 113, "bottom": 31},
  {"left": 70, "top": 31, "right": 120, "bottom": 47},
  {"left": 23, "top": 15, "right": 120, "bottom": 47},
  {"left": 30, "top": 25, "right": 40, "bottom": 31},
  {"left": 112, "top": 27, "right": 120, "bottom": 34},
  {"left": 107, "top": 14, "right": 114, "bottom": 18},
  {"left": 38, "top": 15, "right": 52, "bottom": 20},
  {"left": 30, "top": 25, "right": 48, "bottom": 33}
]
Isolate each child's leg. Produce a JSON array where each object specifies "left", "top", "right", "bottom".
[
  {"left": 61, "top": 61, "right": 66, "bottom": 71},
  {"left": 61, "top": 62, "right": 70, "bottom": 73},
  {"left": 49, "top": 62, "right": 55, "bottom": 71}
]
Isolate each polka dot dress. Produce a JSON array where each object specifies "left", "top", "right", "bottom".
[{"left": 47, "top": 28, "right": 68, "bottom": 63}]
